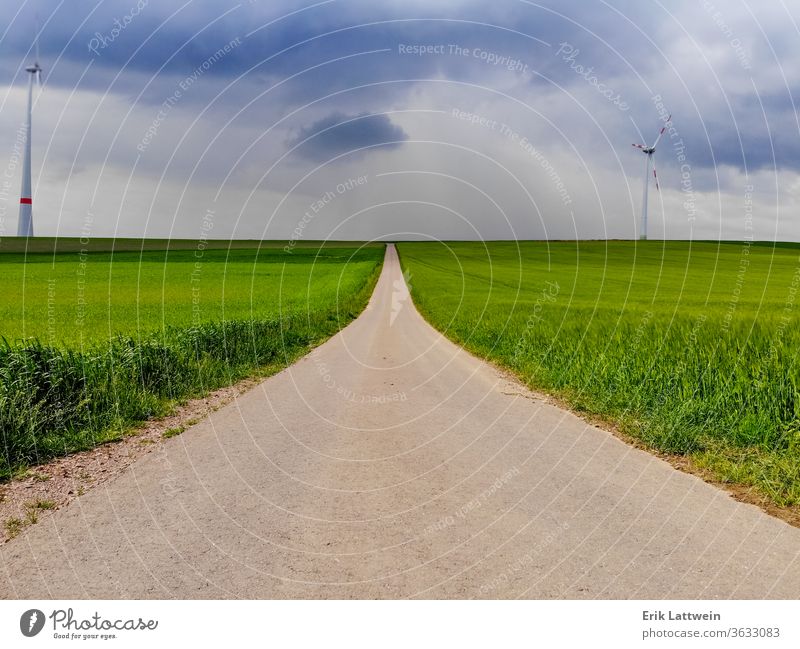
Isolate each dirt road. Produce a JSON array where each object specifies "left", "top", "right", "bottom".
[{"left": 2, "top": 244, "right": 799, "bottom": 598}]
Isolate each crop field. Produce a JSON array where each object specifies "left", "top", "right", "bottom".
[
  {"left": 398, "top": 240, "right": 800, "bottom": 507},
  {"left": 0, "top": 239, "right": 383, "bottom": 346},
  {"left": 0, "top": 239, "right": 383, "bottom": 478}
]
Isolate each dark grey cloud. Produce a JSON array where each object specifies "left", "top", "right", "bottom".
[
  {"left": 286, "top": 112, "right": 408, "bottom": 161},
  {"left": 4, "top": 1, "right": 796, "bottom": 176}
]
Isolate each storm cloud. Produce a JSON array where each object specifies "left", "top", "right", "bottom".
[
  {"left": 0, "top": 0, "right": 797, "bottom": 241},
  {"left": 287, "top": 112, "right": 408, "bottom": 161}
]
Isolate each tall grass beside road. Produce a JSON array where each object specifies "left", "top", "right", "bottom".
[
  {"left": 0, "top": 243, "right": 383, "bottom": 478},
  {"left": 398, "top": 240, "right": 800, "bottom": 508}
]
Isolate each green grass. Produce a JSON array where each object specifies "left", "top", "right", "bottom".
[
  {"left": 0, "top": 240, "right": 383, "bottom": 478},
  {"left": 398, "top": 240, "right": 800, "bottom": 507},
  {"left": 0, "top": 239, "right": 383, "bottom": 346}
]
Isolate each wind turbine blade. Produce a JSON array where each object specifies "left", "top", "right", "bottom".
[
  {"left": 653, "top": 166, "right": 660, "bottom": 192},
  {"left": 651, "top": 114, "right": 671, "bottom": 148},
  {"left": 632, "top": 143, "right": 647, "bottom": 149}
]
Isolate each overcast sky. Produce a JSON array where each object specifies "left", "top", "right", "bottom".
[{"left": 0, "top": 0, "right": 798, "bottom": 241}]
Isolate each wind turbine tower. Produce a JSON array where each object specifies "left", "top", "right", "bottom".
[
  {"left": 632, "top": 115, "right": 670, "bottom": 240},
  {"left": 18, "top": 40, "right": 43, "bottom": 237}
]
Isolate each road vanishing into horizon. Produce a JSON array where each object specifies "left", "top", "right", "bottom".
[{"left": 2, "top": 244, "right": 800, "bottom": 598}]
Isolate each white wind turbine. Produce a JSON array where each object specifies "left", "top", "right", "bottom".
[
  {"left": 632, "top": 114, "right": 670, "bottom": 241},
  {"left": 17, "top": 20, "right": 43, "bottom": 237}
]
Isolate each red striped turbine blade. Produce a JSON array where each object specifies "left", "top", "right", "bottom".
[{"left": 653, "top": 167, "right": 659, "bottom": 191}]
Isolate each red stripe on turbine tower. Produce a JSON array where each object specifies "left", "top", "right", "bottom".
[{"left": 20, "top": 198, "right": 32, "bottom": 204}]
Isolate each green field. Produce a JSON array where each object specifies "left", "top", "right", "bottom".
[
  {"left": 0, "top": 237, "right": 373, "bottom": 254},
  {"left": 398, "top": 240, "right": 800, "bottom": 508},
  {"left": 1, "top": 240, "right": 383, "bottom": 346},
  {"left": 0, "top": 239, "right": 383, "bottom": 478}
]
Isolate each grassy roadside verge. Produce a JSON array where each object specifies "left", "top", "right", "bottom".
[
  {"left": 397, "top": 240, "right": 800, "bottom": 513},
  {"left": 0, "top": 245, "right": 383, "bottom": 479}
]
